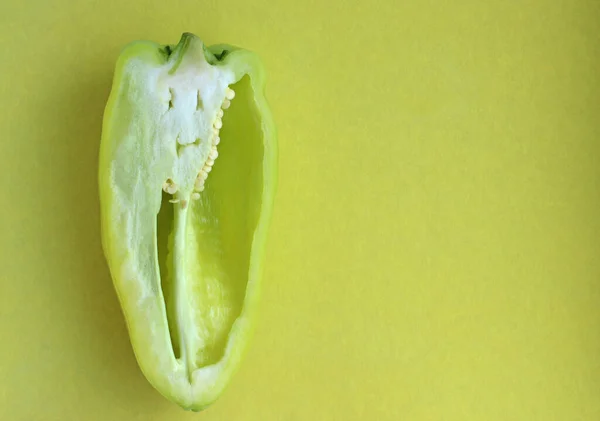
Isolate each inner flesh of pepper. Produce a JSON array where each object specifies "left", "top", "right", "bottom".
[{"left": 160, "top": 84, "right": 236, "bottom": 381}]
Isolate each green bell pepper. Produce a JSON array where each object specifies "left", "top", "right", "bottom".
[{"left": 98, "top": 32, "right": 277, "bottom": 411}]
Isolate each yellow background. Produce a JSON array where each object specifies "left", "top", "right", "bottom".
[{"left": 1, "top": 0, "right": 599, "bottom": 419}]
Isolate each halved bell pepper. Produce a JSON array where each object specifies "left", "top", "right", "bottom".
[{"left": 98, "top": 32, "right": 277, "bottom": 411}]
